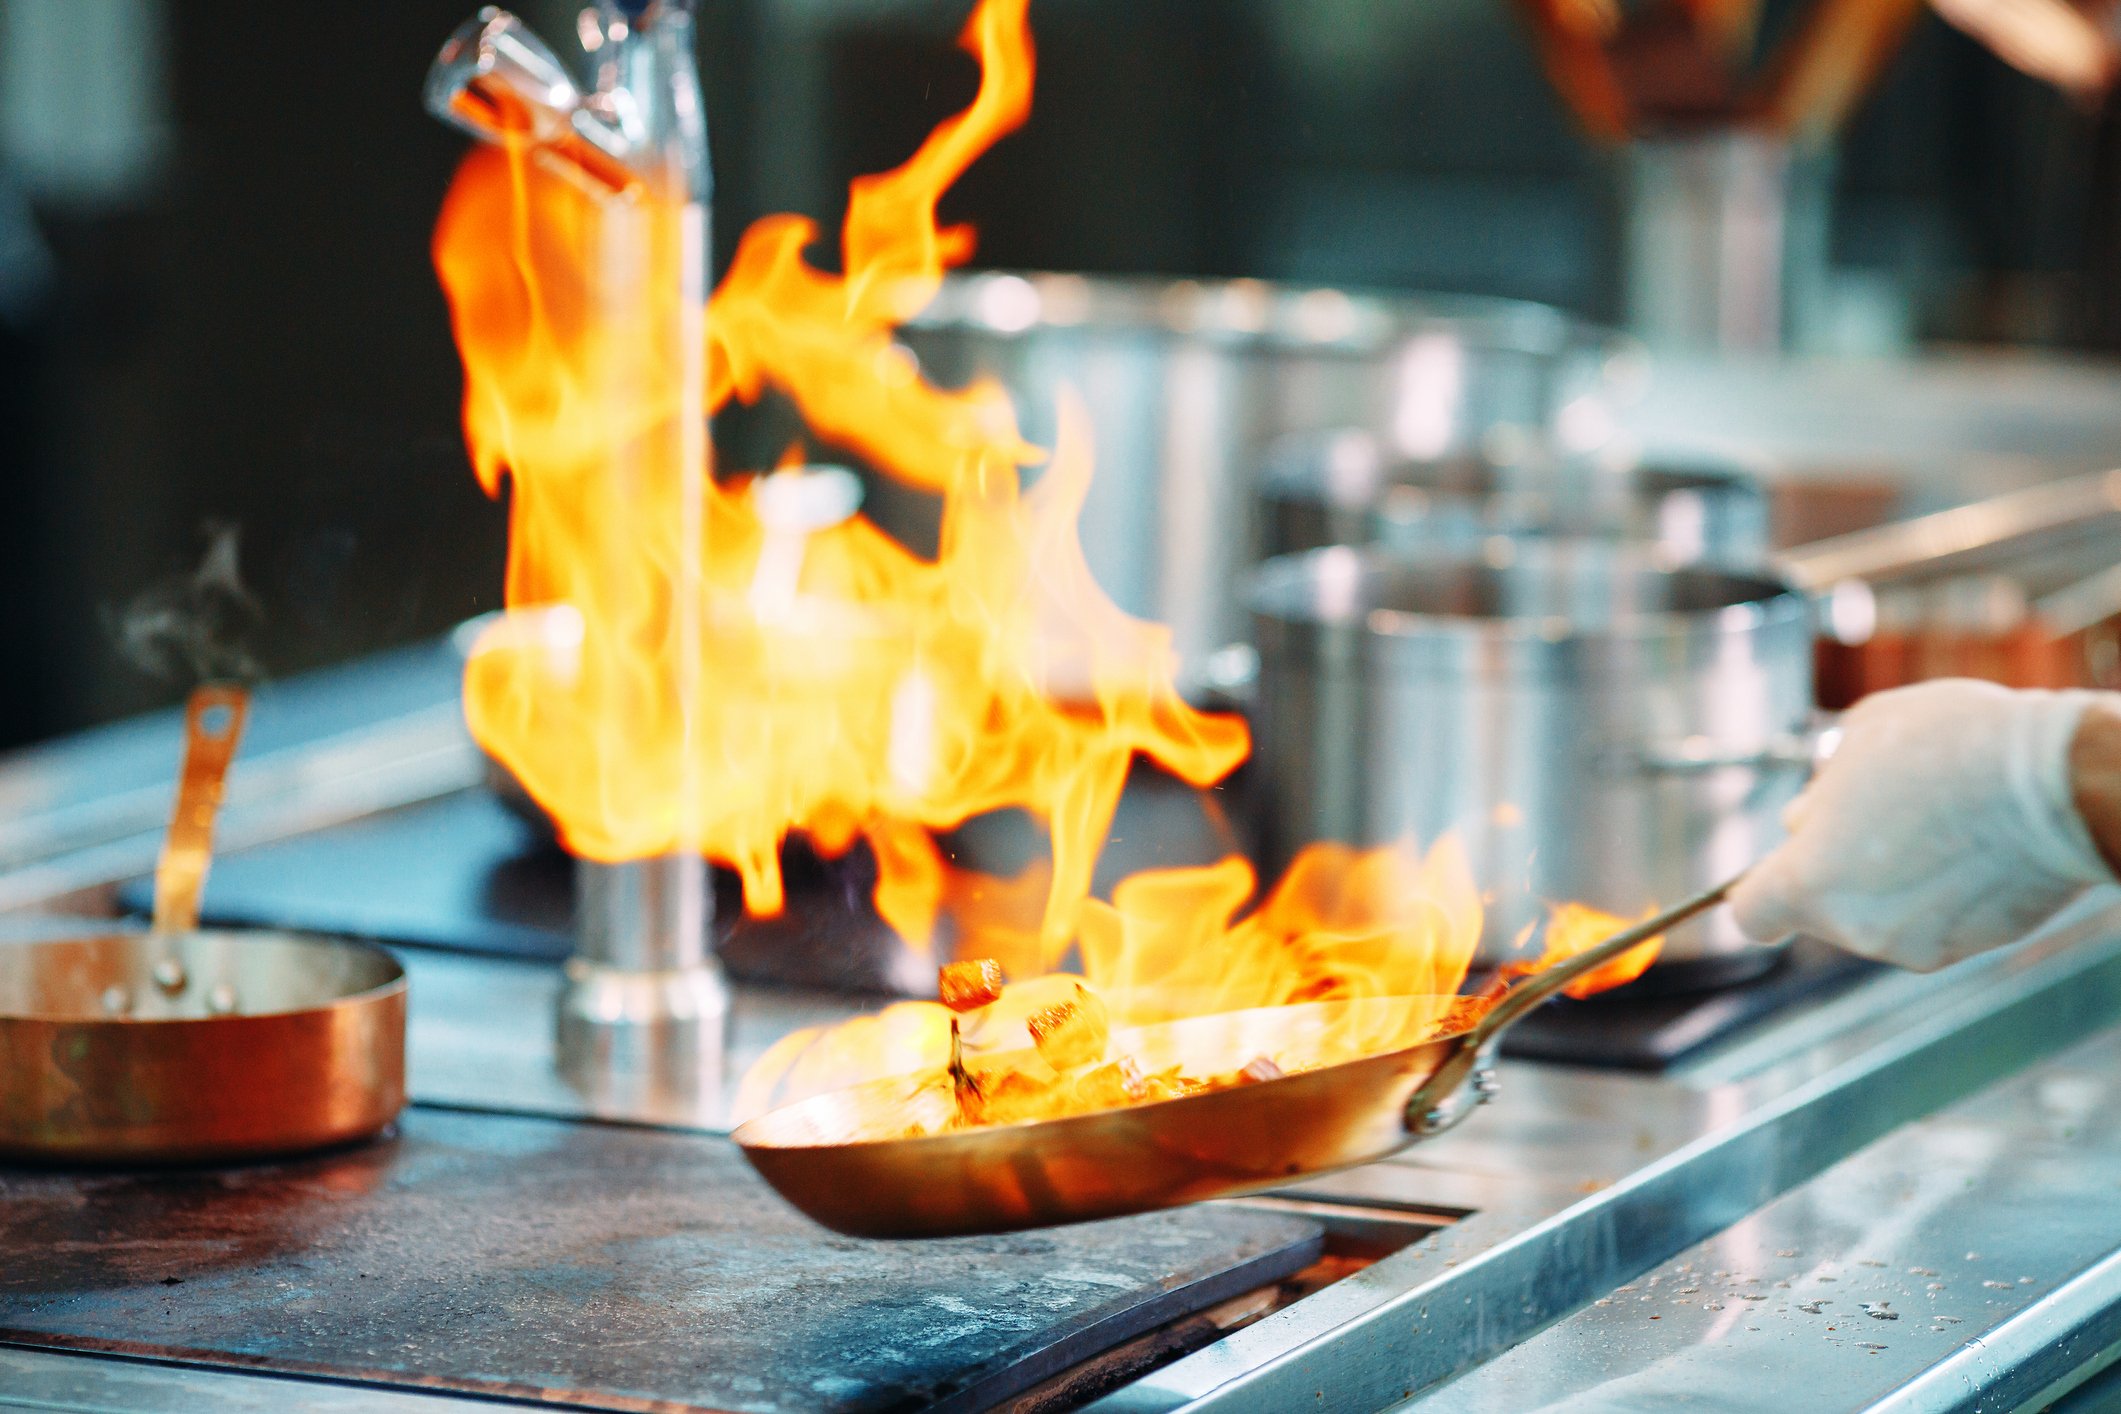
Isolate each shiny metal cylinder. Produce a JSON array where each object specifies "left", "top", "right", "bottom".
[
  {"left": 1259, "top": 432, "right": 1771, "bottom": 571},
  {"left": 897, "top": 273, "right": 1634, "bottom": 696},
  {"left": 1247, "top": 541, "right": 1813, "bottom": 980},
  {"left": 574, "top": 853, "right": 711, "bottom": 972},
  {"left": 557, "top": 854, "right": 727, "bottom": 1107},
  {"left": 1614, "top": 132, "right": 1833, "bottom": 354}
]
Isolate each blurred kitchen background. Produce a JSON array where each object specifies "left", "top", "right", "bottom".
[{"left": 5, "top": 0, "right": 2121, "bottom": 748}]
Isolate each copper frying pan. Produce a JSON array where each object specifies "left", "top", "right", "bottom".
[{"left": 736, "top": 880, "right": 1735, "bottom": 1237}]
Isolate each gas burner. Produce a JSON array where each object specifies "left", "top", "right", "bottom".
[
  {"left": 1498, "top": 939, "right": 1878, "bottom": 1070},
  {"left": 122, "top": 780, "right": 1871, "bottom": 1071}
]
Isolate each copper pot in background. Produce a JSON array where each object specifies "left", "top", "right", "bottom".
[
  {"left": 1789, "top": 472, "right": 2121, "bottom": 707},
  {"left": 1814, "top": 572, "right": 2121, "bottom": 708}
]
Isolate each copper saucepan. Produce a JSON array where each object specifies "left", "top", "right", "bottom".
[
  {"left": 735, "top": 880, "right": 1735, "bottom": 1238},
  {"left": 0, "top": 685, "right": 407, "bottom": 1164},
  {"left": 0, "top": 926, "right": 407, "bottom": 1164}
]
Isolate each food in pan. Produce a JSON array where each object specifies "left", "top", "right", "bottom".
[
  {"left": 938, "top": 959, "right": 1006, "bottom": 1013},
  {"left": 735, "top": 842, "right": 1668, "bottom": 1143},
  {"left": 891, "top": 964, "right": 1430, "bottom": 1137},
  {"left": 903, "top": 902, "right": 1666, "bottom": 1138}
]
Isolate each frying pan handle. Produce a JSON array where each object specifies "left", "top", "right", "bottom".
[
  {"left": 1400, "top": 875, "right": 1744, "bottom": 1137},
  {"left": 1408, "top": 1057, "right": 1501, "bottom": 1138},
  {"left": 1481, "top": 877, "right": 1743, "bottom": 1037}
]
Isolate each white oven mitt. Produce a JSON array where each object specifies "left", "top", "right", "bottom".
[{"left": 1729, "top": 679, "right": 2117, "bottom": 971}]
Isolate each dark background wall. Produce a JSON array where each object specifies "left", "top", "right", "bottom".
[{"left": 0, "top": 0, "right": 2111, "bottom": 748}]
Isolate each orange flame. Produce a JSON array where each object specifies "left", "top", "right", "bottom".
[
  {"left": 436, "top": 0, "right": 1662, "bottom": 1135},
  {"left": 435, "top": 0, "right": 1246, "bottom": 943},
  {"left": 735, "top": 846, "right": 1664, "bottom": 1130},
  {"left": 735, "top": 836, "right": 1488, "bottom": 1124},
  {"left": 1514, "top": 901, "right": 1664, "bottom": 999},
  {"left": 709, "top": 0, "right": 1040, "bottom": 488}
]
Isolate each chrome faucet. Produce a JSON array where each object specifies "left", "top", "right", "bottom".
[{"left": 427, "top": 2, "right": 725, "bottom": 1118}]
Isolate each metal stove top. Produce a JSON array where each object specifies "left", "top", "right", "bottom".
[{"left": 0, "top": 1108, "right": 1322, "bottom": 1414}]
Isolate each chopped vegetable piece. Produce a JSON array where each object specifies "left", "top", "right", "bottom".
[
  {"left": 939, "top": 959, "right": 1005, "bottom": 1013},
  {"left": 1237, "top": 1056, "right": 1284, "bottom": 1084},
  {"left": 1027, "top": 984, "right": 1111, "bottom": 1071},
  {"left": 1069, "top": 1055, "right": 1147, "bottom": 1110}
]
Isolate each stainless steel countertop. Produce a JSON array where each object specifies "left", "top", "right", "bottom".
[
  {"left": 1396, "top": 1018, "right": 2121, "bottom": 1413},
  {"left": 12, "top": 911, "right": 2121, "bottom": 1412},
  {"left": 243, "top": 881, "right": 2121, "bottom": 1412},
  {"left": 1084, "top": 896, "right": 2121, "bottom": 1413}
]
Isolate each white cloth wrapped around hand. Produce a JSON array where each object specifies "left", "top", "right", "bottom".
[{"left": 1730, "top": 679, "right": 2117, "bottom": 971}]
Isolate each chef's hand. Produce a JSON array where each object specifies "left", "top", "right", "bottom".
[{"left": 1730, "top": 679, "right": 2121, "bottom": 970}]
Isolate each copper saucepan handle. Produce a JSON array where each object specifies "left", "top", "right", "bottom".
[
  {"left": 1403, "top": 874, "right": 1745, "bottom": 1137},
  {"left": 152, "top": 683, "right": 252, "bottom": 936}
]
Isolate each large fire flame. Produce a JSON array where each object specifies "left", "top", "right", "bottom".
[
  {"left": 435, "top": 0, "right": 1658, "bottom": 1132},
  {"left": 735, "top": 839, "right": 1661, "bottom": 1127},
  {"left": 436, "top": 0, "right": 1244, "bottom": 946}
]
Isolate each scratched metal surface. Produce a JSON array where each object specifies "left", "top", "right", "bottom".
[{"left": 0, "top": 1107, "right": 1322, "bottom": 1414}]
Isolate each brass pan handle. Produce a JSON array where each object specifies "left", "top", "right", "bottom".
[
  {"left": 1403, "top": 875, "right": 1745, "bottom": 1138},
  {"left": 152, "top": 683, "right": 251, "bottom": 936}
]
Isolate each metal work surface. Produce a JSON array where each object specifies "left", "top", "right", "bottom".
[
  {"left": 1083, "top": 899, "right": 2121, "bottom": 1412},
  {"left": 356, "top": 885, "right": 2121, "bottom": 1411},
  {"left": 14, "top": 869, "right": 2121, "bottom": 1413},
  {"left": 1398, "top": 1022, "right": 2121, "bottom": 1413},
  {"left": 0, "top": 1346, "right": 524, "bottom": 1414},
  {"left": 0, "top": 1107, "right": 1323, "bottom": 1414},
  {"left": 355, "top": 889, "right": 2121, "bottom": 1412}
]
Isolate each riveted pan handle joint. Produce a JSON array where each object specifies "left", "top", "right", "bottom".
[
  {"left": 1408, "top": 1060, "right": 1500, "bottom": 1138},
  {"left": 1400, "top": 876, "right": 1742, "bottom": 1138}
]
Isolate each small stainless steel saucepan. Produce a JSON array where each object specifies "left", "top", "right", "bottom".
[{"left": 735, "top": 881, "right": 1733, "bottom": 1238}]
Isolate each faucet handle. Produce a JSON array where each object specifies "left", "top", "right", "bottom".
[
  {"left": 427, "top": 8, "right": 580, "bottom": 146},
  {"left": 428, "top": 8, "right": 639, "bottom": 195}
]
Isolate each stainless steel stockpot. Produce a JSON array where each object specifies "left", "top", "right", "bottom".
[
  {"left": 1247, "top": 541, "right": 1813, "bottom": 980},
  {"left": 1258, "top": 429, "right": 1771, "bottom": 571},
  {"left": 899, "top": 273, "right": 1631, "bottom": 695}
]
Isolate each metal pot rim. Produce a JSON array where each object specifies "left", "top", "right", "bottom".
[
  {"left": 1260, "top": 434, "right": 1768, "bottom": 512},
  {"left": 1246, "top": 544, "right": 1810, "bottom": 649},
  {"left": 0, "top": 927, "right": 407, "bottom": 1024},
  {"left": 903, "top": 270, "right": 1584, "bottom": 356}
]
